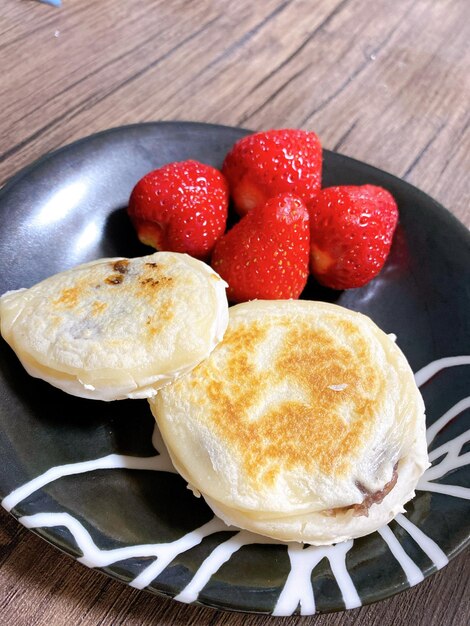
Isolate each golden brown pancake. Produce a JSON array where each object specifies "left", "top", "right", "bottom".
[
  {"left": 0, "top": 252, "right": 228, "bottom": 401},
  {"left": 151, "top": 299, "right": 428, "bottom": 544}
]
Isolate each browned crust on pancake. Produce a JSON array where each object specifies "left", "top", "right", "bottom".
[
  {"left": 91, "top": 301, "right": 108, "bottom": 316},
  {"left": 145, "top": 304, "right": 175, "bottom": 336},
  {"left": 193, "top": 315, "right": 385, "bottom": 488},
  {"left": 53, "top": 286, "right": 82, "bottom": 309},
  {"left": 51, "top": 260, "right": 177, "bottom": 318}
]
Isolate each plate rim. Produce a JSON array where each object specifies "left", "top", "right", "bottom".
[{"left": 1, "top": 120, "right": 469, "bottom": 239}]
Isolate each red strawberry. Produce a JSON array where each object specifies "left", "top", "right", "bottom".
[
  {"left": 222, "top": 129, "right": 322, "bottom": 216},
  {"left": 211, "top": 193, "right": 310, "bottom": 303},
  {"left": 308, "top": 185, "right": 398, "bottom": 290},
  {"left": 128, "top": 160, "right": 229, "bottom": 260}
]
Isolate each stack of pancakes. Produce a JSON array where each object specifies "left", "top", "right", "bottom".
[
  {"left": 0, "top": 253, "right": 228, "bottom": 401},
  {"left": 0, "top": 253, "right": 428, "bottom": 544}
]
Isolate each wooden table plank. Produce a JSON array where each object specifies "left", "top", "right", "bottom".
[
  {"left": 0, "top": 0, "right": 469, "bottom": 624},
  {"left": 1, "top": 1, "right": 468, "bottom": 224}
]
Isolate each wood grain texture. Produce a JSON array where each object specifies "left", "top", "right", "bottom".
[
  {"left": 1, "top": 0, "right": 469, "bottom": 226},
  {"left": 0, "top": 0, "right": 469, "bottom": 624}
]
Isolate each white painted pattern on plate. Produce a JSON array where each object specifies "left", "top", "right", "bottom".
[
  {"left": 2, "top": 454, "right": 176, "bottom": 513},
  {"left": 2, "top": 356, "right": 469, "bottom": 615},
  {"left": 273, "top": 540, "right": 360, "bottom": 615},
  {"left": 376, "top": 525, "right": 424, "bottom": 586}
]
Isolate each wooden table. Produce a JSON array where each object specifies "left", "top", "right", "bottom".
[{"left": 1, "top": 1, "right": 469, "bottom": 624}]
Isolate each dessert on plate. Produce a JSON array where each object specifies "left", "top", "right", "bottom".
[
  {"left": 0, "top": 252, "right": 228, "bottom": 401},
  {"left": 151, "top": 299, "right": 428, "bottom": 544}
]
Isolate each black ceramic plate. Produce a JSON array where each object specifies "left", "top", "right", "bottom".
[{"left": 0, "top": 122, "right": 469, "bottom": 616}]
